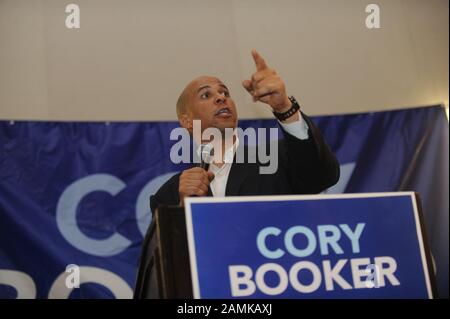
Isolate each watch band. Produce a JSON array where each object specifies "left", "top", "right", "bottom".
[{"left": 272, "top": 96, "right": 300, "bottom": 121}]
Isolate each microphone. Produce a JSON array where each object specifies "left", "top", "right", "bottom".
[{"left": 200, "top": 143, "right": 214, "bottom": 171}]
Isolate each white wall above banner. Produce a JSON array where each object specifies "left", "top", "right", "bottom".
[{"left": 0, "top": 0, "right": 448, "bottom": 121}]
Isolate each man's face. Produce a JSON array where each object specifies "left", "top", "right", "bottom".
[{"left": 181, "top": 76, "right": 238, "bottom": 134}]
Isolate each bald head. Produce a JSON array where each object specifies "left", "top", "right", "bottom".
[
  {"left": 176, "top": 75, "right": 223, "bottom": 118},
  {"left": 176, "top": 75, "right": 238, "bottom": 134}
]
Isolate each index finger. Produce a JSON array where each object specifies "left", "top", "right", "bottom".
[{"left": 252, "top": 49, "right": 268, "bottom": 71}]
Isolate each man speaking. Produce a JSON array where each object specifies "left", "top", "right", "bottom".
[{"left": 151, "top": 50, "right": 340, "bottom": 210}]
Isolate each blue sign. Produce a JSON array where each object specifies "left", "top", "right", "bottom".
[{"left": 185, "top": 193, "right": 434, "bottom": 299}]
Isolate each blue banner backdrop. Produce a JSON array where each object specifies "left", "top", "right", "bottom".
[{"left": 0, "top": 105, "right": 448, "bottom": 298}]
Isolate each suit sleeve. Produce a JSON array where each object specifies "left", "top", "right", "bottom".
[
  {"left": 149, "top": 173, "right": 181, "bottom": 213},
  {"left": 278, "top": 112, "right": 340, "bottom": 194}
]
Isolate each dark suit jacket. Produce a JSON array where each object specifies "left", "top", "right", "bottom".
[{"left": 150, "top": 113, "right": 340, "bottom": 211}]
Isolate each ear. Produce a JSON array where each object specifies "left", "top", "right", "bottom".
[{"left": 178, "top": 113, "right": 193, "bottom": 134}]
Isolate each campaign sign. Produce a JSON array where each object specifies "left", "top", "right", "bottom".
[{"left": 184, "top": 192, "right": 435, "bottom": 299}]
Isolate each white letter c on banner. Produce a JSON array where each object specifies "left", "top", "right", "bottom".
[{"left": 56, "top": 174, "right": 131, "bottom": 256}]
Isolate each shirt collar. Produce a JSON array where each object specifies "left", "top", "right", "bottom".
[{"left": 195, "top": 134, "right": 240, "bottom": 165}]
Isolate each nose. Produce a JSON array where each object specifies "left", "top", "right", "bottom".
[{"left": 214, "top": 93, "right": 226, "bottom": 105}]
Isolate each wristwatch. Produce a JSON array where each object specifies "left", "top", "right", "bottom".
[{"left": 272, "top": 96, "right": 300, "bottom": 121}]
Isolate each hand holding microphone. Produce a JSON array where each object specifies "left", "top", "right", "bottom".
[{"left": 178, "top": 144, "right": 215, "bottom": 206}]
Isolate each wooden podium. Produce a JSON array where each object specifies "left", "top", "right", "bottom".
[
  {"left": 133, "top": 193, "right": 437, "bottom": 299},
  {"left": 133, "top": 206, "right": 193, "bottom": 299}
]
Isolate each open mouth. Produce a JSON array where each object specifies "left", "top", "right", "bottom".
[{"left": 215, "top": 107, "right": 232, "bottom": 117}]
